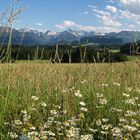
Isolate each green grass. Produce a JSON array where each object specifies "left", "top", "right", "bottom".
[
  {"left": 127, "top": 55, "right": 140, "bottom": 61},
  {"left": 109, "top": 49, "right": 119, "bottom": 53},
  {"left": 0, "top": 61, "right": 140, "bottom": 140}
]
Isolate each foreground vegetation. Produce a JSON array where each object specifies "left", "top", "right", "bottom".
[{"left": 0, "top": 61, "right": 140, "bottom": 140}]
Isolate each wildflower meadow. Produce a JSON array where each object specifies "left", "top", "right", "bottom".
[{"left": 0, "top": 61, "right": 140, "bottom": 140}]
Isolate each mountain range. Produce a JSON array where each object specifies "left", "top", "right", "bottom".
[{"left": 0, "top": 27, "right": 140, "bottom": 46}]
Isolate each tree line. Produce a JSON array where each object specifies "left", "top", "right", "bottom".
[{"left": 0, "top": 44, "right": 127, "bottom": 63}]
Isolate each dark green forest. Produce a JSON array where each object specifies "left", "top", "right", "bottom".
[
  {"left": 0, "top": 44, "right": 129, "bottom": 63},
  {"left": 120, "top": 41, "right": 140, "bottom": 55}
]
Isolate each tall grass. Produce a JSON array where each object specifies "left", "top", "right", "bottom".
[
  {"left": 0, "top": 61, "right": 140, "bottom": 139},
  {"left": 0, "top": 0, "right": 25, "bottom": 63}
]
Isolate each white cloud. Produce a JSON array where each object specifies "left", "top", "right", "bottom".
[
  {"left": 55, "top": 20, "right": 77, "bottom": 29},
  {"left": 93, "top": 9, "right": 111, "bottom": 16},
  {"left": 87, "top": 2, "right": 140, "bottom": 32},
  {"left": 120, "top": 0, "right": 140, "bottom": 15},
  {"left": 56, "top": 20, "right": 120, "bottom": 33},
  {"left": 106, "top": 5, "right": 117, "bottom": 13},
  {"left": 35, "top": 22, "right": 43, "bottom": 26},
  {"left": 125, "top": 24, "right": 135, "bottom": 29},
  {"left": 84, "top": 11, "right": 89, "bottom": 15},
  {"left": 55, "top": 0, "right": 140, "bottom": 33},
  {"left": 88, "top": 5, "right": 97, "bottom": 9},
  {"left": 100, "top": 15, "right": 122, "bottom": 27},
  {"left": 108, "top": 0, "right": 115, "bottom": 3},
  {"left": 118, "top": 9, "right": 140, "bottom": 24},
  {"left": 79, "top": 25, "right": 120, "bottom": 33},
  {"left": 92, "top": 8, "right": 121, "bottom": 27}
]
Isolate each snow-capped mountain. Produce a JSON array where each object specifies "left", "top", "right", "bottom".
[
  {"left": 45, "top": 31, "right": 59, "bottom": 36},
  {"left": 0, "top": 26, "right": 140, "bottom": 46}
]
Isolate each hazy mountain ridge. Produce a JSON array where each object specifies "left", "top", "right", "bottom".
[
  {"left": 0, "top": 27, "right": 140, "bottom": 46},
  {"left": 106, "top": 31, "right": 140, "bottom": 44}
]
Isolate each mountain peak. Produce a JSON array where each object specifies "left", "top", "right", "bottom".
[
  {"left": 45, "top": 31, "right": 58, "bottom": 36},
  {"left": 0, "top": 26, "right": 140, "bottom": 46}
]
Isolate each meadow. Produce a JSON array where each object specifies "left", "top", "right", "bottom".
[{"left": 0, "top": 61, "right": 140, "bottom": 140}]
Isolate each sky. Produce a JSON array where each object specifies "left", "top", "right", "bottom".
[{"left": 1, "top": 0, "right": 140, "bottom": 33}]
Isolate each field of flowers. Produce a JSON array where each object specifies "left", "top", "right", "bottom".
[{"left": 0, "top": 61, "right": 140, "bottom": 140}]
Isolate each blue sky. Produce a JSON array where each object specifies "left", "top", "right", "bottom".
[{"left": 1, "top": 0, "right": 140, "bottom": 33}]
